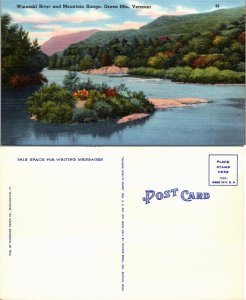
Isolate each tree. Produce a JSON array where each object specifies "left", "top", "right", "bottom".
[
  {"left": 114, "top": 55, "right": 128, "bottom": 67},
  {"left": 238, "top": 31, "right": 245, "bottom": 44},
  {"left": 48, "top": 54, "right": 58, "bottom": 69},
  {"left": 27, "top": 51, "right": 49, "bottom": 74},
  {"left": 1, "top": 14, "right": 47, "bottom": 85},
  {"left": 189, "top": 37, "right": 212, "bottom": 54},
  {"left": 63, "top": 71, "right": 80, "bottom": 91},
  {"left": 214, "top": 22, "right": 227, "bottom": 33},
  {"left": 212, "top": 35, "right": 229, "bottom": 50},
  {"left": 100, "top": 52, "right": 111, "bottom": 67},
  {"left": 79, "top": 55, "right": 94, "bottom": 70},
  {"left": 147, "top": 52, "right": 175, "bottom": 69},
  {"left": 183, "top": 51, "right": 197, "bottom": 66}
]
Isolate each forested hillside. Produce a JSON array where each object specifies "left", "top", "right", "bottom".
[
  {"left": 73, "top": 7, "right": 244, "bottom": 45},
  {"left": 48, "top": 7, "right": 245, "bottom": 83},
  {"left": 51, "top": 18, "right": 244, "bottom": 66}
]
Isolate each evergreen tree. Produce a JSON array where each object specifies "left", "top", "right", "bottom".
[{"left": 1, "top": 14, "right": 47, "bottom": 84}]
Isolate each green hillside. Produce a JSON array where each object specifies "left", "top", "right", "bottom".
[
  {"left": 140, "top": 7, "right": 244, "bottom": 35},
  {"left": 82, "top": 29, "right": 137, "bottom": 45},
  {"left": 81, "top": 7, "right": 244, "bottom": 45},
  {"left": 48, "top": 7, "right": 245, "bottom": 83}
]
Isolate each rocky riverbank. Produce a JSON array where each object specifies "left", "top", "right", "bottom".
[
  {"left": 117, "top": 98, "right": 208, "bottom": 123},
  {"left": 117, "top": 113, "right": 150, "bottom": 124},
  {"left": 81, "top": 65, "right": 129, "bottom": 75},
  {"left": 149, "top": 98, "right": 208, "bottom": 108}
]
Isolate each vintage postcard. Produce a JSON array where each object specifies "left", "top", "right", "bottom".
[
  {"left": 0, "top": 0, "right": 245, "bottom": 299},
  {"left": 0, "top": 146, "right": 244, "bottom": 300},
  {"left": 1, "top": 0, "right": 245, "bottom": 145}
]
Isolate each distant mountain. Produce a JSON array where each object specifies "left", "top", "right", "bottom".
[
  {"left": 139, "top": 7, "right": 244, "bottom": 36},
  {"left": 41, "top": 29, "right": 99, "bottom": 56},
  {"left": 78, "top": 7, "right": 244, "bottom": 46}
]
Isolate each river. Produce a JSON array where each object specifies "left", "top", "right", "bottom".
[{"left": 1, "top": 68, "right": 245, "bottom": 145}]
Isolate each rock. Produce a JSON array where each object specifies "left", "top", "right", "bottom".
[
  {"left": 117, "top": 113, "right": 150, "bottom": 124},
  {"left": 149, "top": 98, "right": 208, "bottom": 109},
  {"left": 81, "top": 65, "right": 129, "bottom": 75},
  {"left": 31, "top": 114, "right": 38, "bottom": 121},
  {"left": 177, "top": 98, "right": 208, "bottom": 104}
]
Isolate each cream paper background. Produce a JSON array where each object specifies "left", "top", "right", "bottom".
[{"left": 0, "top": 147, "right": 243, "bottom": 300}]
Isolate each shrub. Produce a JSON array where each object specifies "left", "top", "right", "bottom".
[
  {"left": 94, "top": 101, "right": 113, "bottom": 118},
  {"left": 104, "top": 88, "right": 118, "bottom": 97},
  {"left": 63, "top": 71, "right": 80, "bottom": 91},
  {"left": 236, "top": 62, "right": 245, "bottom": 72},
  {"left": 116, "top": 84, "right": 131, "bottom": 98},
  {"left": 133, "top": 91, "right": 154, "bottom": 113},
  {"left": 72, "top": 108, "right": 98, "bottom": 123},
  {"left": 63, "top": 77, "right": 155, "bottom": 121},
  {"left": 165, "top": 67, "right": 192, "bottom": 82},
  {"left": 39, "top": 101, "right": 72, "bottom": 123},
  {"left": 218, "top": 69, "right": 244, "bottom": 83},
  {"left": 84, "top": 90, "right": 108, "bottom": 109},
  {"left": 129, "top": 67, "right": 166, "bottom": 78},
  {"left": 128, "top": 98, "right": 145, "bottom": 113},
  {"left": 111, "top": 97, "right": 131, "bottom": 116},
  {"left": 77, "top": 78, "right": 109, "bottom": 92},
  {"left": 27, "top": 83, "right": 75, "bottom": 121},
  {"left": 8, "top": 74, "right": 47, "bottom": 88},
  {"left": 164, "top": 67, "right": 244, "bottom": 84}
]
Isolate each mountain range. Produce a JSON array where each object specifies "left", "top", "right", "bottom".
[
  {"left": 80, "top": 7, "right": 244, "bottom": 45},
  {"left": 42, "top": 7, "right": 244, "bottom": 55},
  {"left": 41, "top": 29, "right": 99, "bottom": 55}
]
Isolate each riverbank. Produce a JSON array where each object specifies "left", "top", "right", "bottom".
[
  {"left": 149, "top": 98, "right": 208, "bottom": 108},
  {"left": 128, "top": 67, "right": 245, "bottom": 84},
  {"left": 81, "top": 65, "right": 129, "bottom": 75},
  {"left": 117, "top": 113, "right": 150, "bottom": 124},
  {"left": 117, "top": 98, "right": 208, "bottom": 123},
  {"left": 79, "top": 65, "right": 244, "bottom": 84}
]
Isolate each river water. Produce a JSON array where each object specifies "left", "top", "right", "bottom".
[{"left": 1, "top": 69, "right": 245, "bottom": 145}]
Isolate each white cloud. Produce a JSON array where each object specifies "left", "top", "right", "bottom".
[
  {"left": 29, "top": 31, "right": 54, "bottom": 38},
  {"left": 8, "top": 9, "right": 53, "bottom": 23},
  {"left": 29, "top": 31, "right": 54, "bottom": 44},
  {"left": 32, "top": 24, "right": 95, "bottom": 35},
  {"left": 104, "top": 21, "right": 146, "bottom": 31},
  {"left": 30, "top": 26, "right": 97, "bottom": 44},
  {"left": 31, "top": 21, "right": 144, "bottom": 44},
  {"left": 55, "top": 10, "right": 111, "bottom": 23},
  {"left": 8, "top": 9, "right": 111, "bottom": 24},
  {"left": 32, "top": 25, "right": 62, "bottom": 29},
  {"left": 128, "top": 0, "right": 199, "bottom": 18},
  {"left": 51, "top": 26, "right": 96, "bottom": 35}
]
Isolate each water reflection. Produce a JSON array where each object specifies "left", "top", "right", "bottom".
[
  {"left": 1, "top": 86, "right": 152, "bottom": 145},
  {"left": 1, "top": 71, "right": 245, "bottom": 146},
  {"left": 223, "top": 98, "right": 245, "bottom": 110},
  {"left": 30, "top": 114, "right": 152, "bottom": 142}
]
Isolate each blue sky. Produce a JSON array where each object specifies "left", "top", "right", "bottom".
[{"left": 2, "top": 0, "right": 244, "bottom": 44}]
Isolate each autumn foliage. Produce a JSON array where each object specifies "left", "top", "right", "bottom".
[
  {"left": 103, "top": 88, "right": 118, "bottom": 97},
  {"left": 8, "top": 74, "right": 48, "bottom": 89}
]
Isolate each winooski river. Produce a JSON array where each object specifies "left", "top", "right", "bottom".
[{"left": 1, "top": 69, "right": 245, "bottom": 145}]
